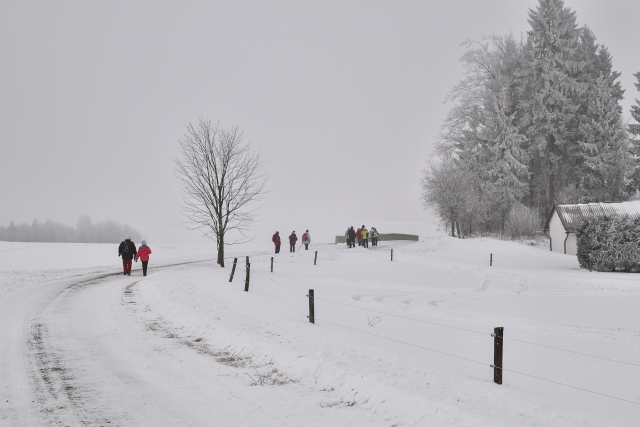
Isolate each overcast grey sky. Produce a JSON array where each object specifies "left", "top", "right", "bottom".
[{"left": 1, "top": 1, "right": 639, "bottom": 243}]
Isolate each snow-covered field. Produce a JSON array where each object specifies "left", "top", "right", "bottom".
[{"left": 1, "top": 237, "right": 639, "bottom": 426}]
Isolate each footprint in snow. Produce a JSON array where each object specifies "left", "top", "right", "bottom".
[
  {"left": 478, "top": 277, "right": 491, "bottom": 292},
  {"left": 519, "top": 280, "right": 529, "bottom": 292}
]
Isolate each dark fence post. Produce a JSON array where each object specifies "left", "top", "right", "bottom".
[
  {"left": 307, "top": 289, "right": 314, "bottom": 324},
  {"left": 270, "top": 256, "right": 274, "bottom": 273},
  {"left": 391, "top": 249, "right": 393, "bottom": 261},
  {"left": 493, "top": 327, "right": 503, "bottom": 385},
  {"left": 314, "top": 251, "right": 318, "bottom": 265},
  {"left": 229, "top": 258, "right": 238, "bottom": 282},
  {"left": 490, "top": 253, "right": 493, "bottom": 267},
  {"left": 244, "top": 258, "right": 250, "bottom": 292}
]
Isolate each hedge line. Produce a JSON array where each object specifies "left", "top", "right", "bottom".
[{"left": 577, "top": 216, "right": 640, "bottom": 272}]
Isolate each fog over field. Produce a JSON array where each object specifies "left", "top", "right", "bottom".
[{"left": 1, "top": 1, "right": 639, "bottom": 244}]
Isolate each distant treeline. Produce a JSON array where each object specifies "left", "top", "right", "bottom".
[{"left": 0, "top": 216, "right": 141, "bottom": 243}]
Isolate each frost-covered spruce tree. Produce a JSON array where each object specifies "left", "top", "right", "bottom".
[
  {"left": 627, "top": 72, "right": 640, "bottom": 194},
  {"left": 630, "top": 72, "right": 640, "bottom": 136},
  {"left": 577, "top": 76, "right": 631, "bottom": 202},
  {"left": 521, "top": 0, "right": 585, "bottom": 212},
  {"left": 486, "top": 91, "right": 529, "bottom": 202}
]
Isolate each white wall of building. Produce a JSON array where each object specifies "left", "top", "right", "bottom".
[
  {"left": 548, "top": 209, "right": 577, "bottom": 255},
  {"left": 565, "top": 232, "right": 577, "bottom": 255},
  {"left": 548, "top": 210, "right": 567, "bottom": 254}
]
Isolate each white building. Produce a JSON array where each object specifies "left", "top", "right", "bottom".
[{"left": 543, "top": 201, "right": 640, "bottom": 255}]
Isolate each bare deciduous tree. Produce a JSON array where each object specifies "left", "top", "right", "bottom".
[
  {"left": 421, "top": 155, "right": 481, "bottom": 238},
  {"left": 174, "top": 119, "right": 268, "bottom": 267}
]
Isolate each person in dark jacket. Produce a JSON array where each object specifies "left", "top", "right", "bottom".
[
  {"left": 272, "top": 231, "right": 281, "bottom": 254},
  {"left": 118, "top": 236, "right": 137, "bottom": 276},
  {"left": 347, "top": 226, "right": 356, "bottom": 248},
  {"left": 289, "top": 231, "right": 298, "bottom": 253}
]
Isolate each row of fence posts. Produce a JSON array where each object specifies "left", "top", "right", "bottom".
[{"left": 227, "top": 249, "right": 504, "bottom": 386}]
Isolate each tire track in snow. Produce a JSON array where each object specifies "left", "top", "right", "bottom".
[
  {"left": 27, "top": 273, "right": 121, "bottom": 426},
  {"left": 24, "top": 260, "right": 210, "bottom": 425}
]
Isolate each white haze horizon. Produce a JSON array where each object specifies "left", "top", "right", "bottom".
[{"left": 1, "top": 1, "right": 639, "bottom": 245}]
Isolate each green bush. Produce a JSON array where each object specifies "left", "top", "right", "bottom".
[{"left": 577, "top": 216, "right": 640, "bottom": 272}]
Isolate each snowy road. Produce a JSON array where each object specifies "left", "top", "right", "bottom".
[
  {"left": 0, "top": 261, "right": 383, "bottom": 426},
  {"left": 2, "top": 238, "right": 640, "bottom": 426}
]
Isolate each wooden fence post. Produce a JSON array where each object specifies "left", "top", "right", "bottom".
[
  {"left": 244, "top": 257, "right": 250, "bottom": 292},
  {"left": 493, "top": 327, "right": 503, "bottom": 385},
  {"left": 307, "top": 289, "right": 314, "bottom": 324},
  {"left": 391, "top": 249, "right": 393, "bottom": 261},
  {"left": 314, "top": 251, "right": 318, "bottom": 266},
  {"left": 490, "top": 253, "right": 493, "bottom": 267},
  {"left": 270, "top": 257, "right": 273, "bottom": 273},
  {"left": 229, "top": 258, "right": 238, "bottom": 282}
]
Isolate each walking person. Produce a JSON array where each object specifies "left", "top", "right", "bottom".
[
  {"left": 118, "top": 236, "right": 137, "bottom": 276},
  {"left": 272, "top": 231, "right": 281, "bottom": 254},
  {"left": 371, "top": 227, "right": 379, "bottom": 246},
  {"left": 135, "top": 239, "right": 152, "bottom": 276},
  {"left": 289, "top": 231, "right": 298, "bottom": 253},
  {"left": 302, "top": 230, "right": 311, "bottom": 250},
  {"left": 344, "top": 228, "right": 350, "bottom": 247},
  {"left": 347, "top": 226, "right": 356, "bottom": 248},
  {"left": 356, "top": 227, "right": 362, "bottom": 246},
  {"left": 361, "top": 226, "right": 369, "bottom": 248}
]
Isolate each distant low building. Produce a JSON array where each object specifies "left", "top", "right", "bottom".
[{"left": 543, "top": 201, "right": 640, "bottom": 255}]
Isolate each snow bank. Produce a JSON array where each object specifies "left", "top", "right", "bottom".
[{"left": 133, "top": 236, "right": 640, "bottom": 426}]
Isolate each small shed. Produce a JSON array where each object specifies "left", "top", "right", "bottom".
[{"left": 544, "top": 201, "right": 640, "bottom": 255}]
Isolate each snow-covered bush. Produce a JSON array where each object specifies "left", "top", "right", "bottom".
[
  {"left": 577, "top": 216, "right": 640, "bottom": 272},
  {"left": 505, "top": 203, "right": 541, "bottom": 239}
]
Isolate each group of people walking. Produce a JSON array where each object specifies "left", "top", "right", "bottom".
[
  {"left": 272, "top": 230, "right": 311, "bottom": 254},
  {"left": 271, "top": 226, "right": 380, "bottom": 252},
  {"left": 118, "top": 236, "right": 153, "bottom": 276},
  {"left": 345, "top": 225, "right": 379, "bottom": 248}
]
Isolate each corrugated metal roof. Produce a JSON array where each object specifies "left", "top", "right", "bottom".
[{"left": 545, "top": 201, "right": 640, "bottom": 232}]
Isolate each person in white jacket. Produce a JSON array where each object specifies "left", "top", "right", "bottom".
[
  {"left": 371, "top": 227, "right": 379, "bottom": 246},
  {"left": 302, "top": 229, "right": 311, "bottom": 250}
]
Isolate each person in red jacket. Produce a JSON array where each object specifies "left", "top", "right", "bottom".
[
  {"left": 356, "top": 227, "right": 362, "bottom": 246},
  {"left": 135, "top": 239, "right": 152, "bottom": 276},
  {"left": 288, "top": 231, "right": 298, "bottom": 253},
  {"left": 272, "top": 231, "right": 281, "bottom": 254}
]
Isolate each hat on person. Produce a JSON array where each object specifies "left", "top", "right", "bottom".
[
  {"left": 125, "top": 235, "right": 130, "bottom": 240},
  {"left": 141, "top": 239, "right": 147, "bottom": 245}
]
